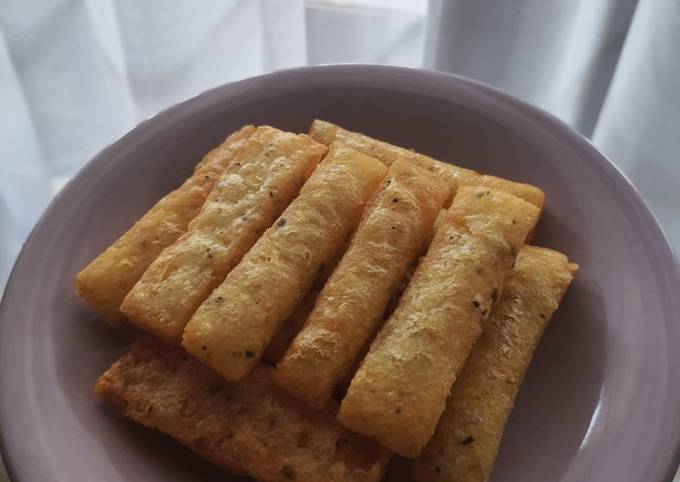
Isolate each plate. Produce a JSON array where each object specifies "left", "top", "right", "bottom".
[{"left": 1, "top": 65, "right": 679, "bottom": 482}]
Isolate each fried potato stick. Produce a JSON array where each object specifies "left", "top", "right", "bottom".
[
  {"left": 75, "top": 125, "right": 256, "bottom": 324},
  {"left": 274, "top": 160, "right": 448, "bottom": 409},
  {"left": 263, "top": 288, "right": 321, "bottom": 365},
  {"left": 95, "top": 339, "right": 391, "bottom": 482},
  {"left": 338, "top": 186, "right": 539, "bottom": 458},
  {"left": 412, "top": 246, "right": 577, "bottom": 482},
  {"left": 262, "top": 234, "right": 351, "bottom": 365},
  {"left": 263, "top": 236, "right": 352, "bottom": 365},
  {"left": 308, "top": 120, "right": 544, "bottom": 209},
  {"left": 120, "top": 127, "right": 326, "bottom": 342},
  {"left": 183, "top": 142, "right": 387, "bottom": 381}
]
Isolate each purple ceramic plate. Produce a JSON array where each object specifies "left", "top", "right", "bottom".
[{"left": 1, "top": 65, "right": 679, "bottom": 482}]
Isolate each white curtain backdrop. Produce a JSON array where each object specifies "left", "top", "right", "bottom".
[{"left": 0, "top": 1, "right": 679, "bottom": 479}]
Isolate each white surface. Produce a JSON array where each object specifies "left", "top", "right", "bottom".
[{"left": 0, "top": 0, "right": 678, "bottom": 480}]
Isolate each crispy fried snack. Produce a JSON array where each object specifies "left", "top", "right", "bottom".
[
  {"left": 338, "top": 186, "right": 539, "bottom": 458},
  {"left": 308, "top": 120, "right": 544, "bottom": 209},
  {"left": 263, "top": 236, "right": 351, "bottom": 365},
  {"left": 273, "top": 160, "right": 448, "bottom": 409},
  {"left": 75, "top": 125, "right": 256, "bottom": 324},
  {"left": 120, "top": 127, "right": 326, "bottom": 342},
  {"left": 263, "top": 288, "right": 320, "bottom": 365},
  {"left": 412, "top": 246, "right": 577, "bottom": 482},
  {"left": 95, "top": 339, "right": 391, "bottom": 482},
  {"left": 182, "top": 142, "right": 387, "bottom": 381}
]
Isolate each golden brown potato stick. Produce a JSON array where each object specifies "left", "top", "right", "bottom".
[
  {"left": 336, "top": 254, "right": 421, "bottom": 401},
  {"left": 333, "top": 319, "right": 379, "bottom": 401},
  {"left": 335, "top": 254, "right": 414, "bottom": 402},
  {"left": 263, "top": 236, "right": 352, "bottom": 365},
  {"left": 120, "top": 127, "right": 326, "bottom": 342},
  {"left": 95, "top": 339, "right": 391, "bottom": 482},
  {"left": 308, "top": 119, "right": 544, "bottom": 209},
  {"left": 412, "top": 246, "right": 577, "bottom": 482},
  {"left": 74, "top": 125, "right": 256, "bottom": 324},
  {"left": 338, "top": 186, "right": 539, "bottom": 458},
  {"left": 182, "top": 142, "right": 387, "bottom": 382},
  {"left": 263, "top": 288, "right": 320, "bottom": 365},
  {"left": 274, "top": 160, "right": 448, "bottom": 409}
]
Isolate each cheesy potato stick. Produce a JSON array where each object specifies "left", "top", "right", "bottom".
[
  {"left": 274, "top": 160, "right": 448, "bottom": 409},
  {"left": 75, "top": 125, "right": 255, "bottom": 324},
  {"left": 120, "top": 127, "right": 326, "bottom": 342},
  {"left": 263, "top": 236, "right": 351, "bottom": 365},
  {"left": 95, "top": 339, "right": 391, "bottom": 482},
  {"left": 412, "top": 246, "right": 577, "bottom": 482},
  {"left": 263, "top": 288, "right": 320, "bottom": 365},
  {"left": 183, "top": 142, "right": 387, "bottom": 381},
  {"left": 308, "top": 119, "right": 544, "bottom": 209},
  {"left": 338, "top": 186, "right": 539, "bottom": 458}
]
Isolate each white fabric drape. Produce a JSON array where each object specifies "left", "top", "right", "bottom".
[
  {"left": 425, "top": 0, "right": 639, "bottom": 136},
  {"left": 591, "top": 0, "right": 680, "bottom": 257},
  {"left": 1, "top": 2, "right": 679, "bottom": 479}
]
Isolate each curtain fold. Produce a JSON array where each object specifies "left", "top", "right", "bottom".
[
  {"left": 592, "top": 0, "right": 680, "bottom": 251},
  {"left": 0, "top": 0, "right": 137, "bottom": 185},
  {"left": 0, "top": 0, "right": 306, "bottom": 293},
  {"left": 425, "top": 0, "right": 639, "bottom": 135}
]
